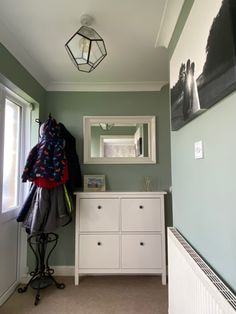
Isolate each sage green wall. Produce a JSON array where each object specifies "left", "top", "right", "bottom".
[
  {"left": 0, "top": 44, "right": 45, "bottom": 105},
  {"left": 40, "top": 87, "right": 172, "bottom": 266},
  {"left": 0, "top": 44, "right": 43, "bottom": 145},
  {"left": 169, "top": 0, "right": 236, "bottom": 292},
  {"left": 0, "top": 44, "right": 46, "bottom": 271}
]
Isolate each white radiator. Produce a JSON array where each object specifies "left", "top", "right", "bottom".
[{"left": 168, "top": 227, "right": 236, "bottom": 314}]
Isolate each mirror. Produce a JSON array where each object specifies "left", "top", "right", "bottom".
[{"left": 83, "top": 116, "right": 156, "bottom": 164}]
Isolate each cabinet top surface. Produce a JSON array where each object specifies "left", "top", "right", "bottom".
[{"left": 75, "top": 191, "right": 167, "bottom": 197}]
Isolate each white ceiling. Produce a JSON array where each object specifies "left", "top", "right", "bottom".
[{"left": 0, "top": 0, "right": 184, "bottom": 91}]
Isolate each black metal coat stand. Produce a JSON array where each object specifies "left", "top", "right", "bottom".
[{"left": 18, "top": 232, "right": 65, "bottom": 305}]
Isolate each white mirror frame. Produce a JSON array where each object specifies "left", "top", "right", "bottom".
[{"left": 83, "top": 116, "right": 156, "bottom": 164}]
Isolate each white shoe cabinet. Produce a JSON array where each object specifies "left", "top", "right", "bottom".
[{"left": 74, "top": 192, "right": 166, "bottom": 285}]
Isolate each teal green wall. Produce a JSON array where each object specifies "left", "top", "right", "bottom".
[
  {"left": 40, "top": 87, "right": 172, "bottom": 266},
  {"left": 169, "top": 0, "right": 236, "bottom": 292}
]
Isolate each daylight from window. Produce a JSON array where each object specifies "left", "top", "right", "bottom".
[{"left": 2, "top": 99, "right": 20, "bottom": 212}]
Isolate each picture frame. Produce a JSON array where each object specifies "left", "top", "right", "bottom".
[
  {"left": 170, "top": 0, "right": 236, "bottom": 131},
  {"left": 83, "top": 175, "right": 106, "bottom": 192}
]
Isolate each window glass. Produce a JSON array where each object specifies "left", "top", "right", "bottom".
[{"left": 2, "top": 99, "right": 21, "bottom": 212}]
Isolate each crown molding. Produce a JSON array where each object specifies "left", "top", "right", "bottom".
[
  {"left": 0, "top": 17, "right": 169, "bottom": 93},
  {"left": 155, "top": 0, "right": 184, "bottom": 48},
  {"left": 46, "top": 81, "right": 168, "bottom": 92}
]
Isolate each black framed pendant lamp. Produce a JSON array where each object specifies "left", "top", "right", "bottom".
[{"left": 65, "top": 14, "right": 107, "bottom": 73}]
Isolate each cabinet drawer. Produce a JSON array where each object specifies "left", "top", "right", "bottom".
[
  {"left": 79, "top": 235, "right": 119, "bottom": 269},
  {"left": 122, "top": 235, "right": 162, "bottom": 269},
  {"left": 79, "top": 198, "right": 119, "bottom": 231},
  {"left": 121, "top": 198, "right": 161, "bottom": 231}
]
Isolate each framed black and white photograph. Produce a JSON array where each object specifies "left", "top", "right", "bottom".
[
  {"left": 170, "top": 0, "right": 236, "bottom": 131},
  {"left": 84, "top": 175, "right": 106, "bottom": 192}
]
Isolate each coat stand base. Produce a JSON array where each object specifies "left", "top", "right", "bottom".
[{"left": 18, "top": 232, "right": 65, "bottom": 305}]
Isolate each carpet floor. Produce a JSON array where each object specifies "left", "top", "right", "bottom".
[{"left": 0, "top": 276, "right": 168, "bottom": 314}]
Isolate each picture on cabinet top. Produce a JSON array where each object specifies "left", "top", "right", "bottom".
[
  {"left": 170, "top": 0, "right": 236, "bottom": 131},
  {"left": 84, "top": 175, "right": 106, "bottom": 192}
]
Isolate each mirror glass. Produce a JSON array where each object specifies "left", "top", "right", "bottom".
[{"left": 83, "top": 116, "right": 156, "bottom": 164}]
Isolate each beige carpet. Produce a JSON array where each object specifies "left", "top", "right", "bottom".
[{"left": 0, "top": 276, "right": 168, "bottom": 314}]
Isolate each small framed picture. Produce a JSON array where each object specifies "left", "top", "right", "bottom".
[{"left": 83, "top": 175, "right": 106, "bottom": 192}]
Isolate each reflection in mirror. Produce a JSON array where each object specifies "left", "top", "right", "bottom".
[
  {"left": 91, "top": 123, "right": 148, "bottom": 158},
  {"left": 83, "top": 116, "right": 156, "bottom": 164}
]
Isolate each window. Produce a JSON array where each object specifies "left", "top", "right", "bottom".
[
  {"left": 0, "top": 86, "right": 31, "bottom": 220},
  {"left": 2, "top": 99, "right": 21, "bottom": 212}
]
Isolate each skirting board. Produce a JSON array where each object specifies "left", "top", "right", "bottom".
[
  {"left": 52, "top": 266, "right": 75, "bottom": 276},
  {"left": 20, "top": 266, "right": 75, "bottom": 283},
  {"left": 0, "top": 281, "right": 19, "bottom": 306},
  {"left": 20, "top": 265, "right": 168, "bottom": 283}
]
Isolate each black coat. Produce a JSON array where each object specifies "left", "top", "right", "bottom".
[{"left": 59, "top": 123, "right": 82, "bottom": 192}]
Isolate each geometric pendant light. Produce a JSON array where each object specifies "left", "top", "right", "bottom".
[{"left": 65, "top": 14, "right": 107, "bottom": 73}]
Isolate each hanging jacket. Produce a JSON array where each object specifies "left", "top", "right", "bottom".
[
  {"left": 16, "top": 184, "right": 37, "bottom": 222},
  {"left": 22, "top": 117, "right": 66, "bottom": 183},
  {"left": 58, "top": 123, "right": 82, "bottom": 192},
  {"left": 23, "top": 185, "right": 72, "bottom": 234},
  {"left": 33, "top": 160, "right": 69, "bottom": 188},
  {"left": 18, "top": 117, "right": 77, "bottom": 235}
]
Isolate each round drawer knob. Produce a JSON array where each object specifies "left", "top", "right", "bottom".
[
  {"left": 139, "top": 205, "right": 143, "bottom": 209},
  {"left": 97, "top": 242, "right": 102, "bottom": 246},
  {"left": 140, "top": 242, "right": 144, "bottom": 246},
  {"left": 97, "top": 205, "right": 102, "bottom": 209}
]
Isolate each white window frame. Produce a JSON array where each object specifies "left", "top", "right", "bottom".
[{"left": 0, "top": 85, "right": 31, "bottom": 223}]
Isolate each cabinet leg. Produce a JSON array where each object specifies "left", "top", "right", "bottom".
[
  {"left": 75, "top": 274, "right": 79, "bottom": 285},
  {"left": 162, "top": 273, "right": 166, "bottom": 285}
]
